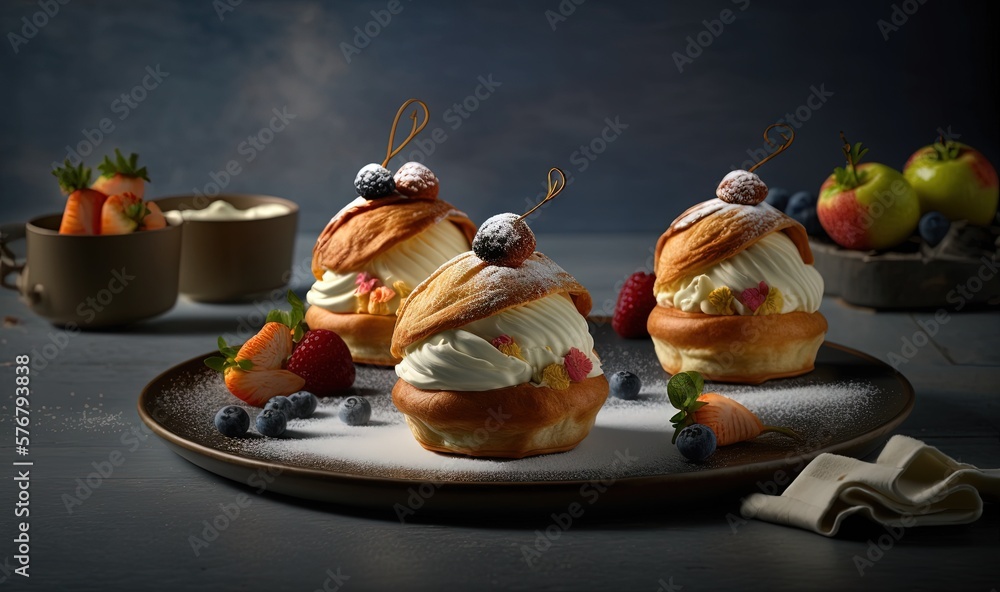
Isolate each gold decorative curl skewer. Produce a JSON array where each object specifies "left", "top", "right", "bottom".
[
  {"left": 519, "top": 167, "right": 566, "bottom": 221},
  {"left": 748, "top": 123, "right": 795, "bottom": 172},
  {"left": 382, "top": 99, "right": 430, "bottom": 167}
]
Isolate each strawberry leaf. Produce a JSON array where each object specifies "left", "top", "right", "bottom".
[
  {"left": 51, "top": 159, "right": 93, "bottom": 194},
  {"left": 682, "top": 371, "right": 704, "bottom": 398},
  {"left": 204, "top": 356, "right": 227, "bottom": 372},
  {"left": 206, "top": 336, "right": 247, "bottom": 374},
  {"left": 288, "top": 290, "right": 305, "bottom": 327},
  {"left": 97, "top": 148, "right": 151, "bottom": 182},
  {"left": 667, "top": 372, "right": 699, "bottom": 410},
  {"left": 266, "top": 310, "right": 289, "bottom": 325},
  {"left": 667, "top": 370, "right": 707, "bottom": 443}
]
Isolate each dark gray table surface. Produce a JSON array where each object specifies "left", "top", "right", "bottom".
[{"left": 1, "top": 233, "right": 998, "bottom": 592}]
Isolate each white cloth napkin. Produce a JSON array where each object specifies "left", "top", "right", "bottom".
[{"left": 740, "top": 435, "right": 1000, "bottom": 536}]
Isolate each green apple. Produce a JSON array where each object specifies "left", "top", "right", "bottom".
[
  {"left": 817, "top": 138, "right": 920, "bottom": 251},
  {"left": 903, "top": 140, "right": 999, "bottom": 226}
]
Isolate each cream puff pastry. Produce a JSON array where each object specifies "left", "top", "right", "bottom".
[
  {"left": 647, "top": 169, "right": 827, "bottom": 383},
  {"left": 305, "top": 161, "right": 476, "bottom": 366},
  {"left": 391, "top": 170, "right": 609, "bottom": 458}
]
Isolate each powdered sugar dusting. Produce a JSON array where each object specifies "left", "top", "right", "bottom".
[
  {"left": 672, "top": 199, "right": 782, "bottom": 235},
  {"left": 150, "top": 339, "right": 893, "bottom": 483},
  {"left": 716, "top": 170, "right": 768, "bottom": 205}
]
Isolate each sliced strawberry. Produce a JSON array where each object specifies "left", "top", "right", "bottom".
[
  {"left": 235, "top": 321, "right": 294, "bottom": 370},
  {"left": 668, "top": 371, "right": 801, "bottom": 447},
  {"left": 612, "top": 271, "right": 657, "bottom": 339},
  {"left": 141, "top": 201, "right": 167, "bottom": 230},
  {"left": 52, "top": 160, "right": 107, "bottom": 235},
  {"left": 60, "top": 189, "right": 107, "bottom": 235},
  {"left": 286, "top": 329, "right": 355, "bottom": 396},
  {"left": 100, "top": 192, "right": 146, "bottom": 235},
  {"left": 204, "top": 293, "right": 309, "bottom": 406},
  {"left": 691, "top": 393, "right": 767, "bottom": 446},
  {"left": 92, "top": 149, "right": 150, "bottom": 199},
  {"left": 224, "top": 368, "right": 305, "bottom": 407}
]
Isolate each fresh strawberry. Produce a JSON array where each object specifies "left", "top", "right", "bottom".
[
  {"left": 100, "top": 192, "right": 147, "bottom": 235},
  {"left": 612, "top": 271, "right": 657, "bottom": 338},
  {"left": 236, "top": 322, "right": 295, "bottom": 369},
  {"left": 141, "top": 201, "right": 167, "bottom": 230},
  {"left": 205, "top": 292, "right": 309, "bottom": 406},
  {"left": 224, "top": 368, "right": 304, "bottom": 407},
  {"left": 287, "top": 329, "right": 355, "bottom": 396},
  {"left": 91, "top": 149, "right": 150, "bottom": 199},
  {"left": 667, "top": 371, "right": 801, "bottom": 446},
  {"left": 52, "top": 160, "right": 107, "bottom": 235}
]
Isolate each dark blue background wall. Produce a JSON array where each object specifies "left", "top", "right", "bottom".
[{"left": 2, "top": 0, "right": 997, "bottom": 233}]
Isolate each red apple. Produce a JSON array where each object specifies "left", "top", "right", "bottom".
[
  {"left": 817, "top": 137, "right": 920, "bottom": 251},
  {"left": 903, "top": 140, "right": 999, "bottom": 226}
]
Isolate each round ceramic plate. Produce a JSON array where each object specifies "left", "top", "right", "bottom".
[{"left": 138, "top": 322, "right": 914, "bottom": 516}]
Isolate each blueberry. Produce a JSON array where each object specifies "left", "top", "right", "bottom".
[
  {"left": 609, "top": 371, "right": 641, "bottom": 400},
  {"left": 214, "top": 405, "right": 250, "bottom": 438},
  {"left": 255, "top": 409, "right": 287, "bottom": 437},
  {"left": 764, "top": 186, "right": 791, "bottom": 212},
  {"left": 785, "top": 191, "right": 817, "bottom": 217},
  {"left": 264, "top": 395, "right": 294, "bottom": 420},
  {"left": 918, "top": 211, "right": 951, "bottom": 247},
  {"left": 676, "top": 424, "right": 717, "bottom": 461},
  {"left": 354, "top": 163, "right": 395, "bottom": 199},
  {"left": 288, "top": 391, "right": 318, "bottom": 419},
  {"left": 338, "top": 396, "right": 372, "bottom": 426},
  {"left": 785, "top": 192, "right": 825, "bottom": 237}
]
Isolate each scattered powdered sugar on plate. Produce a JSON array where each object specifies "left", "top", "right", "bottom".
[{"left": 151, "top": 356, "right": 888, "bottom": 483}]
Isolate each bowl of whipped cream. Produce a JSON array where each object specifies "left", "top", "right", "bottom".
[{"left": 156, "top": 194, "right": 298, "bottom": 302}]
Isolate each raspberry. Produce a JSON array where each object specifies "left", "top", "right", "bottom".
[
  {"left": 286, "top": 330, "right": 355, "bottom": 397},
  {"left": 612, "top": 272, "right": 657, "bottom": 339},
  {"left": 354, "top": 163, "right": 395, "bottom": 199},
  {"left": 393, "top": 162, "right": 439, "bottom": 200}
]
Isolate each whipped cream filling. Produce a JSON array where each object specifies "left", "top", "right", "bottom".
[
  {"left": 306, "top": 219, "right": 470, "bottom": 315},
  {"left": 395, "top": 293, "right": 603, "bottom": 392},
  {"left": 164, "top": 200, "right": 290, "bottom": 223},
  {"left": 657, "top": 232, "right": 824, "bottom": 315}
]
